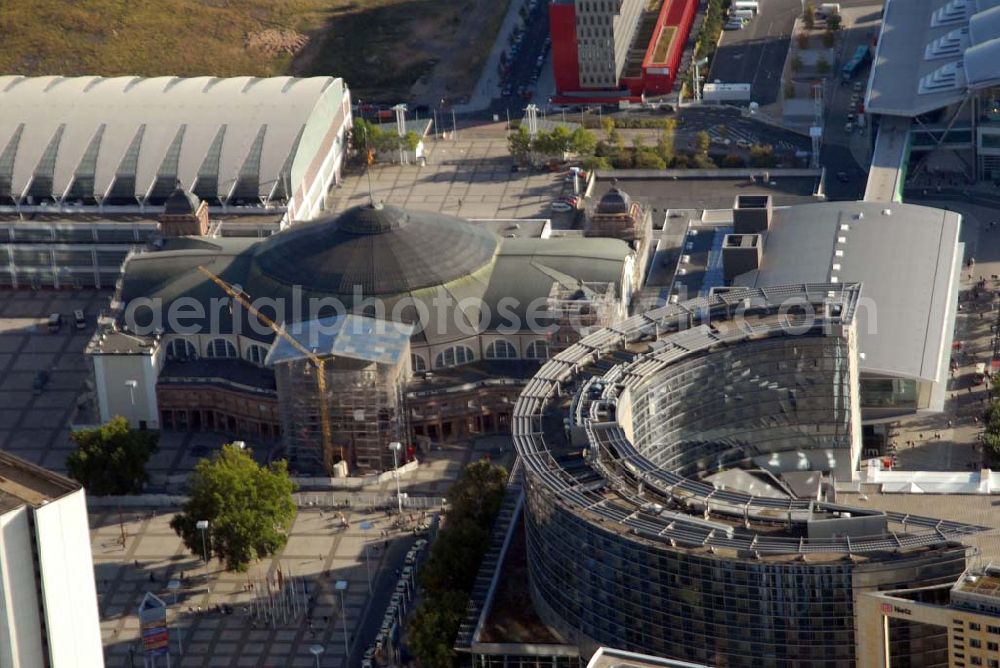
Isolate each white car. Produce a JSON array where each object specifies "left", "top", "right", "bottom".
[{"left": 551, "top": 200, "right": 574, "bottom": 212}]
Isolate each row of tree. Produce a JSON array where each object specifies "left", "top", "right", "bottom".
[
  {"left": 507, "top": 124, "right": 598, "bottom": 162},
  {"left": 67, "top": 418, "right": 296, "bottom": 572},
  {"left": 407, "top": 460, "right": 508, "bottom": 668},
  {"left": 353, "top": 118, "right": 422, "bottom": 157}
]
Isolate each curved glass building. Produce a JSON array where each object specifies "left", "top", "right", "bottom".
[{"left": 513, "top": 284, "right": 983, "bottom": 666}]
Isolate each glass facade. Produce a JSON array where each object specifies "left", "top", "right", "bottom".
[
  {"left": 627, "top": 337, "right": 856, "bottom": 478},
  {"left": 525, "top": 484, "right": 966, "bottom": 667}
]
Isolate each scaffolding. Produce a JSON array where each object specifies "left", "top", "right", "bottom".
[
  {"left": 586, "top": 199, "right": 648, "bottom": 241},
  {"left": 545, "top": 281, "right": 620, "bottom": 354}
]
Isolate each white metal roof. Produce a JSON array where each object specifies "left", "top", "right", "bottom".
[
  {"left": 965, "top": 37, "right": 1000, "bottom": 87},
  {"left": 867, "top": 0, "right": 1000, "bottom": 116},
  {"left": 0, "top": 75, "right": 343, "bottom": 205}
]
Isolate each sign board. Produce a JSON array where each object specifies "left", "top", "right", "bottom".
[{"left": 138, "top": 592, "right": 169, "bottom": 657}]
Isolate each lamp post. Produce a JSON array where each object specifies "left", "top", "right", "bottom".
[
  {"left": 388, "top": 441, "right": 403, "bottom": 515},
  {"left": 335, "top": 580, "right": 350, "bottom": 663},
  {"left": 309, "top": 644, "right": 324, "bottom": 668},
  {"left": 359, "top": 520, "right": 373, "bottom": 593},
  {"left": 124, "top": 379, "right": 138, "bottom": 426},
  {"left": 195, "top": 520, "right": 209, "bottom": 564}
]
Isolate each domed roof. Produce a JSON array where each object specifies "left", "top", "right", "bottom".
[
  {"left": 597, "top": 187, "right": 632, "bottom": 215},
  {"left": 163, "top": 185, "right": 201, "bottom": 215},
  {"left": 252, "top": 203, "right": 499, "bottom": 295}
]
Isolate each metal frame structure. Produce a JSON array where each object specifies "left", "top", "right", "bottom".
[{"left": 514, "top": 283, "right": 989, "bottom": 555}]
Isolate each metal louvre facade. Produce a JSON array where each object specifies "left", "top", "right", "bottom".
[{"left": 513, "top": 284, "right": 983, "bottom": 666}]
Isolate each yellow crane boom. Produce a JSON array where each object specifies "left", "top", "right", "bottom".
[{"left": 196, "top": 266, "right": 340, "bottom": 468}]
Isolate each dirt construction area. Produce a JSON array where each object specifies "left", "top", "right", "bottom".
[{"left": 0, "top": 0, "right": 510, "bottom": 102}]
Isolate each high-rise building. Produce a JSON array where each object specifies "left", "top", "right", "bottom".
[
  {"left": 858, "top": 562, "right": 1000, "bottom": 667},
  {"left": 511, "top": 284, "right": 981, "bottom": 666},
  {"left": 550, "top": 0, "right": 697, "bottom": 99},
  {"left": 0, "top": 452, "right": 104, "bottom": 668}
]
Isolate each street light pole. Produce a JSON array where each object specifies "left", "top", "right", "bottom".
[
  {"left": 359, "top": 520, "right": 373, "bottom": 593},
  {"left": 309, "top": 644, "right": 324, "bottom": 668},
  {"left": 195, "top": 520, "right": 209, "bottom": 565},
  {"left": 389, "top": 442, "right": 403, "bottom": 515},
  {"left": 335, "top": 580, "right": 349, "bottom": 663}
]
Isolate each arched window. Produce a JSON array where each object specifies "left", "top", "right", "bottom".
[
  {"left": 245, "top": 344, "right": 269, "bottom": 366},
  {"left": 434, "top": 345, "right": 475, "bottom": 368},
  {"left": 165, "top": 339, "right": 198, "bottom": 362},
  {"left": 525, "top": 340, "right": 549, "bottom": 360},
  {"left": 484, "top": 339, "right": 518, "bottom": 360},
  {"left": 411, "top": 354, "right": 427, "bottom": 372},
  {"left": 205, "top": 338, "right": 237, "bottom": 358}
]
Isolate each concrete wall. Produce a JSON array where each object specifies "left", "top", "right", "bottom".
[
  {"left": 0, "top": 506, "right": 45, "bottom": 668},
  {"left": 33, "top": 488, "right": 104, "bottom": 667}
]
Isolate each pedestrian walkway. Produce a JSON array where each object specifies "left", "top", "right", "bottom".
[{"left": 92, "top": 443, "right": 480, "bottom": 666}]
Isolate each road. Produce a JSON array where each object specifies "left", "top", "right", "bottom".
[
  {"left": 708, "top": 0, "right": 803, "bottom": 105},
  {"left": 349, "top": 531, "right": 419, "bottom": 666}
]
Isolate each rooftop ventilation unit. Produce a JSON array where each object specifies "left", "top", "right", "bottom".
[
  {"left": 722, "top": 233, "right": 763, "bottom": 282},
  {"left": 733, "top": 194, "right": 772, "bottom": 234}
]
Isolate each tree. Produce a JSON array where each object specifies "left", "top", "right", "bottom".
[
  {"left": 817, "top": 56, "right": 831, "bottom": 76},
  {"left": 803, "top": 3, "right": 816, "bottom": 29},
  {"left": 749, "top": 143, "right": 778, "bottom": 168},
  {"left": 507, "top": 126, "right": 532, "bottom": 162},
  {"left": 656, "top": 118, "right": 677, "bottom": 165},
  {"left": 791, "top": 55, "right": 803, "bottom": 73},
  {"left": 581, "top": 155, "right": 612, "bottom": 170},
  {"left": 569, "top": 126, "right": 597, "bottom": 155},
  {"left": 170, "top": 444, "right": 296, "bottom": 572},
  {"left": 822, "top": 29, "right": 836, "bottom": 48},
  {"left": 632, "top": 135, "right": 646, "bottom": 151},
  {"left": 66, "top": 417, "right": 159, "bottom": 495},
  {"left": 722, "top": 153, "right": 746, "bottom": 168},
  {"left": 784, "top": 82, "right": 796, "bottom": 99},
  {"left": 695, "top": 130, "right": 711, "bottom": 156},
  {"left": 409, "top": 460, "right": 507, "bottom": 668},
  {"left": 401, "top": 130, "right": 422, "bottom": 152},
  {"left": 407, "top": 590, "right": 467, "bottom": 668},
  {"left": 797, "top": 33, "right": 809, "bottom": 50},
  {"left": 985, "top": 400, "right": 1000, "bottom": 457},
  {"left": 826, "top": 13, "right": 842, "bottom": 31},
  {"left": 601, "top": 117, "right": 615, "bottom": 140},
  {"left": 635, "top": 150, "right": 667, "bottom": 169}
]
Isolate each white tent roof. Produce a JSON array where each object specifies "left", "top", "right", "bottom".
[{"left": 0, "top": 75, "right": 343, "bottom": 204}]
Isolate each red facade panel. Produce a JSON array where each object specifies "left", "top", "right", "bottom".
[{"left": 549, "top": 2, "right": 580, "bottom": 94}]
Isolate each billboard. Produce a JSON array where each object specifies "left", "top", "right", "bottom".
[{"left": 138, "top": 592, "right": 169, "bottom": 657}]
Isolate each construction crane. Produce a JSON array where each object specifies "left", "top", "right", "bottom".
[{"left": 196, "top": 266, "right": 341, "bottom": 470}]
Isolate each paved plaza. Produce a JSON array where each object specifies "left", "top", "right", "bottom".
[
  {"left": 92, "top": 441, "right": 504, "bottom": 667},
  {"left": 0, "top": 289, "right": 109, "bottom": 472},
  {"left": 326, "top": 126, "right": 574, "bottom": 221}
]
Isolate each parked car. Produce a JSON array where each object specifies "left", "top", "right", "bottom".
[
  {"left": 724, "top": 19, "right": 744, "bottom": 30},
  {"left": 550, "top": 200, "right": 574, "bottom": 212},
  {"left": 47, "top": 312, "right": 62, "bottom": 333},
  {"left": 74, "top": 309, "right": 86, "bottom": 330},
  {"left": 736, "top": 138, "right": 752, "bottom": 149},
  {"left": 711, "top": 136, "right": 731, "bottom": 146}
]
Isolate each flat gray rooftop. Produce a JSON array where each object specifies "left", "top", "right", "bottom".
[
  {"left": 734, "top": 201, "right": 962, "bottom": 384},
  {"left": 591, "top": 171, "right": 821, "bottom": 214}
]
